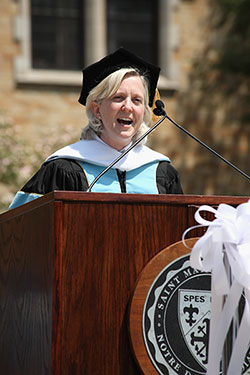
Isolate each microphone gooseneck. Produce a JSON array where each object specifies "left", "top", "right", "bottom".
[
  {"left": 87, "top": 100, "right": 249, "bottom": 192},
  {"left": 155, "top": 100, "right": 250, "bottom": 181}
]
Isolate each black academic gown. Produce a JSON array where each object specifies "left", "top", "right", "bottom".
[{"left": 21, "top": 158, "right": 183, "bottom": 195}]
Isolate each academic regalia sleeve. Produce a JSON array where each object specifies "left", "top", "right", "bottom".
[
  {"left": 9, "top": 159, "right": 89, "bottom": 210},
  {"left": 156, "top": 161, "right": 183, "bottom": 194},
  {"left": 21, "top": 158, "right": 89, "bottom": 194}
]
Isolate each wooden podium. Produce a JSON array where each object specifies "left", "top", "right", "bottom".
[{"left": 0, "top": 192, "right": 248, "bottom": 375}]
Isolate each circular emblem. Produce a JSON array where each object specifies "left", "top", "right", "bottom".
[
  {"left": 143, "top": 253, "right": 210, "bottom": 375},
  {"left": 129, "top": 239, "right": 250, "bottom": 375}
]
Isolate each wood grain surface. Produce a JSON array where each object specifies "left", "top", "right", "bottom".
[{"left": 0, "top": 202, "right": 54, "bottom": 375}]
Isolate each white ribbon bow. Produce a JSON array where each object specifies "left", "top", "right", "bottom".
[{"left": 183, "top": 200, "right": 250, "bottom": 375}]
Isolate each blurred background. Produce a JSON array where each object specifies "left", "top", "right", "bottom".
[{"left": 0, "top": 0, "right": 249, "bottom": 212}]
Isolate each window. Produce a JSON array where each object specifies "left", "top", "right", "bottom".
[
  {"left": 14, "top": 0, "right": 179, "bottom": 89},
  {"left": 107, "top": 0, "right": 158, "bottom": 66},
  {"left": 31, "top": 0, "right": 84, "bottom": 70}
]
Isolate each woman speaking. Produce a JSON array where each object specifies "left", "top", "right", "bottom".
[{"left": 10, "top": 47, "right": 183, "bottom": 209}]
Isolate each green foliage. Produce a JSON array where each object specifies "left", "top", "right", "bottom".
[
  {"left": 175, "top": 0, "right": 250, "bottom": 196},
  {"left": 217, "top": 0, "right": 250, "bottom": 75},
  {"left": 219, "top": 0, "right": 248, "bottom": 11},
  {"left": 0, "top": 119, "right": 27, "bottom": 212},
  {"left": 0, "top": 116, "right": 79, "bottom": 213},
  {"left": 0, "top": 121, "right": 21, "bottom": 186}
]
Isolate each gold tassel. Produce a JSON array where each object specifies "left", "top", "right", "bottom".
[{"left": 152, "top": 88, "right": 161, "bottom": 123}]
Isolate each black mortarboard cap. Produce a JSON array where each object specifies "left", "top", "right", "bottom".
[{"left": 78, "top": 47, "right": 161, "bottom": 107}]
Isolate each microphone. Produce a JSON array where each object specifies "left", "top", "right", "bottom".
[
  {"left": 154, "top": 100, "right": 250, "bottom": 181},
  {"left": 153, "top": 100, "right": 166, "bottom": 116}
]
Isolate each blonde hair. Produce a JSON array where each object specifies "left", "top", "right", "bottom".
[{"left": 81, "top": 68, "right": 152, "bottom": 144}]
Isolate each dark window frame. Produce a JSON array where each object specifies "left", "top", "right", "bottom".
[
  {"left": 107, "top": 0, "right": 159, "bottom": 66},
  {"left": 31, "top": 0, "right": 84, "bottom": 71}
]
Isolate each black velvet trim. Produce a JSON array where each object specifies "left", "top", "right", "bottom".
[
  {"left": 156, "top": 161, "right": 183, "bottom": 194},
  {"left": 21, "top": 158, "right": 89, "bottom": 194}
]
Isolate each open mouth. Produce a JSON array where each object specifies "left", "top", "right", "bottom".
[{"left": 117, "top": 118, "right": 133, "bottom": 125}]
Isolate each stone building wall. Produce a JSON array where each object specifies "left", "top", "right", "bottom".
[{"left": 0, "top": 1, "right": 210, "bottom": 134}]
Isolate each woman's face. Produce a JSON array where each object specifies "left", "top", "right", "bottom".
[{"left": 91, "top": 74, "right": 146, "bottom": 150}]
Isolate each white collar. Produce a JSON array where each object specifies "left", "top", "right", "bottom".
[
  {"left": 93, "top": 133, "right": 132, "bottom": 153},
  {"left": 46, "top": 138, "right": 170, "bottom": 172}
]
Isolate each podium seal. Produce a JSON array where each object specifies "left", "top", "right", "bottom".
[
  {"left": 143, "top": 254, "right": 210, "bottom": 375},
  {"left": 129, "top": 239, "right": 250, "bottom": 375}
]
